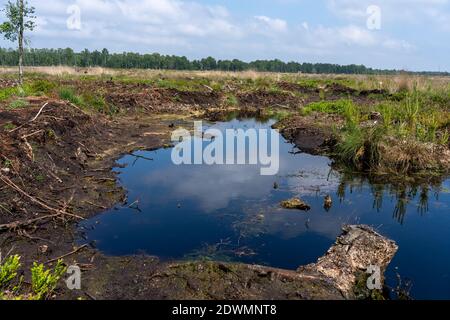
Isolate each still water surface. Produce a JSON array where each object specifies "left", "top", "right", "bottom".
[{"left": 80, "top": 117, "right": 450, "bottom": 299}]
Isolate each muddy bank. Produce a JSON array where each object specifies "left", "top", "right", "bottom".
[
  {"left": 0, "top": 99, "right": 178, "bottom": 297},
  {"left": 105, "top": 88, "right": 221, "bottom": 114},
  {"left": 273, "top": 113, "right": 343, "bottom": 155},
  {"left": 54, "top": 79, "right": 390, "bottom": 115},
  {"left": 0, "top": 95, "right": 398, "bottom": 300},
  {"left": 62, "top": 225, "right": 396, "bottom": 300},
  {"left": 0, "top": 77, "right": 411, "bottom": 300}
]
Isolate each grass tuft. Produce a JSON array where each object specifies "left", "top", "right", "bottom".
[
  {"left": 8, "top": 99, "right": 28, "bottom": 110},
  {"left": 58, "top": 87, "right": 84, "bottom": 105}
]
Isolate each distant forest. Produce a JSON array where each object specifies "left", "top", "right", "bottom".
[{"left": 0, "top": 47, "right": 448, "bottom": 76}]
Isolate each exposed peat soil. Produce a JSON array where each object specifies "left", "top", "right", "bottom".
[{"left": 0, "top": 78, "right": 447, "bottom": 299}]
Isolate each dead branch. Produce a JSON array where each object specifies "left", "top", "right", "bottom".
[
  {"left": 84, "top": 200, "right": 107, "bottom": 210},
  {"left": 18, "top": 229, "right": 56, "bottom": 244},
  {"left": 0, "top": 174, "right": 84, "bottom": 220},
  {"left": 68, "top": 102, "right": 90, "bottom": 116},
  {"left": 30, "top": 102, "right": 50, "bottom": 122},
  {"left": 0, "top": 213, "right": 60, "bottom": 233},
  {"left": 84, "top": 291, "right": 97, "bottom": 300},
  {"left": 0, "top": 203, "right": 12, "bottom": 215},
  {"left": 21, "top": 129, "right": 44, "bottom": 140},
  {"left": 8, "top": 102, "right": 50, "bottom": 133},
  {"left": 47, "top": 170, "right": 63, "bottom": 184},
  {"left": 202, "top": 84, "right": 214, "bottom": 92},
  {"left": 130, "top": 153, "right": 154, "bottom": 166},
  {"left": 45, "top": 244, "right": 89, "bottom": 264}
]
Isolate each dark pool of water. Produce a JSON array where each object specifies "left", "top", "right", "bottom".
[{"left": 79, "top": 118, "right": 450, "bottom": 300}]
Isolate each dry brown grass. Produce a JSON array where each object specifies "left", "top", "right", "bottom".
[
  {"left": 378, "top": 137, "right": 450, "bottom": 173},
  {"left": 369, "top": 74, "right": 449, "bottom": 93},
  {"left": 0, "top": 66, "right": 118, "bottom": 76},
  {"left": 0, "top": 66, "right": 448, "bottom": 94},
  {"left": 115, "top": 69, "right": 279, "bottom": 80}
]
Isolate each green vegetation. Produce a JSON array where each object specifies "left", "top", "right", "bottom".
[
  {"left": 35, "top": 174, "right": 45, "bottom": 182},
  {"left": 0, "top": 254, "right": 66, "bottom": 300},
  {"left": 299, "top": 88, "right": 449, "bottom": 173},
  {"left": 0, "top": 86, "right": 18, "bottom": 101},
  {"left": 0, "top": 69, "right": 447, "bottom": 175},
  {"left": 261, "top": 108, "right": 291, "bottom": 121},
  {"left": 0, "top": 255, "right": 21, "bottom": 289},
  {"left": 82, "top": 92, "right": 105, "bottom": 111},
  {"left": 31, "top": 260, "right": 66, "bottom": 300},
  {"left": 8, "top": 98, "right": 27, "bottom": 109},
  {"left": 336, "top": 125, "right": 384, "bottom": 169},
  {"left": 58, "top": 86, "right": 83, "bottom": 105},
  {"left": 0, "top": 80, "right": 57, "bottom": 103},
  {"left": 0, "top": 0, "right": 36, "bottom": 84},
  {"left": 376, "top": 90, "right": 449, "bottom": 145},
  {"left": 28, "top": 79, "right": 55, "bottom": 96},
  {"left": 3, "top": 159, "right": 12, "bottom": 167},
  {"left": 57, "top": 87, "right": 118, "bottom": 115},
  {"left": 155, "top": 77, "right": 218, "bottom": 91},
  {"left": 301, "top": 99, "right": 356, "bottom": 117},
  {"left": 3, "top": 122, "right": 16, "bottom": 130},
  {"left": 225, "top": 94, "right": 238, "bottom": 106},
  {"left": 353, "top": 271, "right": 385, "bottom": 300}
]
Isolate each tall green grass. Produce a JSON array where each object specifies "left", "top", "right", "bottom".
[
  {"left": 301, "top": 99, "right": 360, "bottom": 124},
  {"left": 376, "top": 90, "right": 449, "bottom": 145},
  {"left": 336, "top": 123, "right": 385, "bottom": 168},
  {"left": 58, "top": 87, "right": 84, "bottom": 105},
  {"left": 313, "top": 89, "right": 450, "bottom": 170}
]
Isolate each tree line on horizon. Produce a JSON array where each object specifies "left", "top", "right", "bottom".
[{"left": 0, "top": 47, "right": 448, "bottom": 76}]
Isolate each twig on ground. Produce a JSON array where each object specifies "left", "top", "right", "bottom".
[
  {"left": 8, "top": 102, "right": 50, "bottom": 133},
  {"left": 202, "top": 84, "right": 214, "bottom": 92},
  {"left": 0, "top": 213, "right": 60, "bottom": 233},
  {"left": 0, "top": 174, "right": 83, "bottom": 220},
  {"left": 68, "top": 102, "right": 90, "bottom": 116},
  {"left": 84, "top": 291, "right": 97, "bottom": 300},
  {"left": 84, "top": 200, "right": 107, "bottom": 210},
  {"left": 30, "top": 102, "right": 50, "bottom": 122},
  {"left": 47, "top": 170, "right": 63, "bottom": 184},
  {"left": 21, "top": 129, "right": 44, "bottom": 140},
  {"left": 45, "top": 244, "right": 89, "bottom": 264},
  {"left": 0, "top": 203, "right": 12, "bottom": 215},
  {"left": 18, "top": 230, "right": 56, "bottom": 245}
]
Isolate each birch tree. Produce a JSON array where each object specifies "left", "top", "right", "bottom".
[{"left": 0, "top": 0, "right": 36, "bottom": 85}]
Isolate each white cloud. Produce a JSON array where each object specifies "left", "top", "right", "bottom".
[
  {"left": 338, "top": 25, "right": 377, "bottom": 46},
  {"left": 254, "top": 16, "right": 288, "bottom": 32},
  {"left": 328, "top": 0, "right": 450, "bottom": 28},
  {"left": 382, "top": 39, "right": 415, "bottom": 51},
  {"left": 294, "top": 23, "right": 411, "bottom": 50},
  {"left": 0, "top": 0, "right": 443, "bottom": 70}
]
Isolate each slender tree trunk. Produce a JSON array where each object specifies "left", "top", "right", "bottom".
[{"left": 18, "top": 0, "right": 24, "bottom": 85}]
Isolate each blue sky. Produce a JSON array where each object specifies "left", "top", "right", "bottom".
[{"left": 1, "top": 0, "right": 449, "bottom": 71}]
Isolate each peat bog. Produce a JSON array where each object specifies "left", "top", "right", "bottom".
[{"left": 1, "top": 70, "right": 449, "bottom": 299}]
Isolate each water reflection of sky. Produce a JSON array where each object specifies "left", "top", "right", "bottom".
[{"left": 80, "top": 118, "right": 450, "bottom": 299}]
